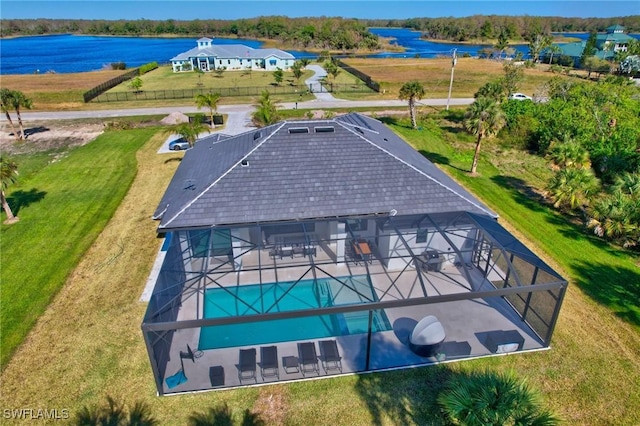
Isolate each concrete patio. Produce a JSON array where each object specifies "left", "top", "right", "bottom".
[{"left": 159, "top": 254, "right": 544, "bottom": 394}]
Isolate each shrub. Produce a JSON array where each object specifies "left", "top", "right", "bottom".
[
  {"left": 138, "top": 62, "right": 158, "bottom": 75},
  {"left": 438, "top": 370, "right": 560, "bottom": 426},
  {"left": 549, "top": 64, "right": 564, "bottom": 74},
  {"left": 110, "top": 62, "right": 126, "bottom": 70}
]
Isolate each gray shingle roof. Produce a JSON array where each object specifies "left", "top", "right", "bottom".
[
  {"left": 154, "top": 113, "right": 496, "bottom": 230},
  {"left": 171, "top": 43, "right": 294, "bottom": 61}
]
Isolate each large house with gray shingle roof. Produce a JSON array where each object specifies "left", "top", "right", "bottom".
[
  {"left": 171, "top": 37, "right": 295, "bottom": 72},
  {"left": 142, "top": 113, "right": 567, "bottom": 395}
]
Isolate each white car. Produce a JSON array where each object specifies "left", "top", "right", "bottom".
[{"left": 508, "top": 93, "right": 533, "bottom": 101}]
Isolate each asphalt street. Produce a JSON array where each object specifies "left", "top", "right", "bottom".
[{"left": 1, "top": 98, "right": 475, "bottom": 123}]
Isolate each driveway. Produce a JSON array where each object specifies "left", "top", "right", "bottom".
[{"left": 304, "top": 64, "right": 342, "bottom": 102}]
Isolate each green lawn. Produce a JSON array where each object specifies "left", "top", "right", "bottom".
[
  {"left": 0, "top": 128, "right": 157, "bottom": 369},
  {"left": 107, "top": 65, "right": 314, "bottom": 93}
]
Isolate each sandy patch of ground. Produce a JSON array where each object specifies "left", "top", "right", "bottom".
[{"left": 0, "top": 121, "right": 105, "bottom": 155}]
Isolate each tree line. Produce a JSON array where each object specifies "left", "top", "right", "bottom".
[
  {"left": 0, "top": 17, "right": 380, "bottom": 51},
  {"left": 369, "top": 15, "right": 640, "bottom": 42},
  {"left": 3, "top": 15, "right": 638, "bottom": 46}
]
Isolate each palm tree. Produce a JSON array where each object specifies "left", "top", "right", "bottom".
[
  {"left": 547, "top": 44, "right": 562, "bottom": 64},
  {"left": 398, "top": 81, "right": 425, "bottom": 129},
  {"left": 547, "top": 137, "right": 591, "bottom": 170},
  {"left": 463, "top": 97, "right": 506, "bottom": 174},
  {"left": 188, "top": 403, "right": 233, "bottom": 426},
  {"left": 74, "top": 396, "right": 157, "bottom": 426},
  {"left": 166, "top": 116, "right": 210, "bottom": 148},
  {"left": 187, "top": 404, "right": 264, "bottom": 426},
  {"left": 0, "top": 89, "right": 19, "bottom": 139},
  {"left": 252, "top": 91, "right": 280, "bottom": 127},
  {"left": 195, "top": 92, "right": 222, "bottom": 128},
  {"left": 547, "top": 167, "right": 599, "bottom": 212},
  {"left": 438, "top": 370, "right": 561, "bottom": 426},
  {"left": 588, "top": 172, "right": 640, "bottom": 247},
  {"left": 474, "top": 80, "right": 505, "bottom": 103},
  {"left": 0, "top": 156, "right": 19, "bottom": 224},
  {"left": 299, "top": 58, "right": 311, "bottom": 68},
  {"left": 6, "top": 89, "right": 33, "bottom": 141}
]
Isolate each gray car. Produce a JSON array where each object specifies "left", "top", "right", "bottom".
[{"left": 168, "top": 139, "right": 191, "bottom": 151}]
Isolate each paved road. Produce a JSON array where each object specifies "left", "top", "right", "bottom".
[{"left": 3, "top": 98, "right": 475, "bottom": 123}]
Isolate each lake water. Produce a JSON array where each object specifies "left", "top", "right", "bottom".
[{"left": 1, "top": 28, "right": 638, "bottom": 75}]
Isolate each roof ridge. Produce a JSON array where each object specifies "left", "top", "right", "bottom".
[
  {"left": 162, "top": 123, "right": 286, "bottom": 227},
  {"left": 338, "top": 119, "right": 495, "bottom": 217}
]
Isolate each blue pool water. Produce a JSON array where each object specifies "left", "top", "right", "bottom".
[{"left": 198, "top": 276, "right": 392, "bottom": 350}]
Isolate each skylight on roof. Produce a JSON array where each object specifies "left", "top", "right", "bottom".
[
  {"left": 288, "top": 127, "right": 309, "bottom": 134},
  {"left": 314, "top": 126, "right": 335, "bottom": 133}
]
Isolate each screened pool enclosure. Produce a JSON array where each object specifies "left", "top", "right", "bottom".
[{"left": 142, "top": 211, "right": 567, "bottom": 395}]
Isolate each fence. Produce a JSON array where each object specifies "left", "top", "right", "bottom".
[
  {"left": 335, "top": 59, "right": 380, "bottom": 92},
  {"left": 307, "top": 82, "right": 374, "bottom": 94},
  {"left": 83, "top": 68, "right": 140, "bottom": 103},
  {"left": 91, "top": 82, "right": 372, "bottom": 103}
]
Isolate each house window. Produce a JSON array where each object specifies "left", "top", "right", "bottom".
[
  {"left": 416, "top": 229, "right": 428, "bottom": 243},
  {"left": 228, "top": 60, "right": 231, "bottom": 65},
  {"left": 269, "top": 59, "right": 277, "bottom": 66},
  {"left": 219, "top": 60, "right": 223, "bottom": 65}
]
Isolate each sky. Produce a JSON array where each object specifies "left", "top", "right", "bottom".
[{"left": 1, "top": 0, "right": 638, "bottom": 20}]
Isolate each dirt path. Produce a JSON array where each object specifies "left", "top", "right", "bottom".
[{"left": 0, "top": 121, "right": 105, "bottom": 155}]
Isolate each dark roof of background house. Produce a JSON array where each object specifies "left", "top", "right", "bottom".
[{"left": 153, "top": 113, "right": 497, "bottom": 230}]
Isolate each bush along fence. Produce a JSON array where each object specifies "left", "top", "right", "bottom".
[
  {"left": 335, "top": 59, "right": 380, "bottom": 92},
  {"left": 83, "top": 62, "right": 159, "bottom": 103}
]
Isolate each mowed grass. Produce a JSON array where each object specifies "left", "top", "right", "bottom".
[
  {"left": 0, "top": 127, "right": 157, "bottom": 368},
  {"left": 341, "top": 57, "right": 578, "bottom": 99},
  {"left": 106, "top": 65, "right": 314, "bottom": 92},
  {"left": 0, "top": 116, "right": 639, "bottom": 424}
]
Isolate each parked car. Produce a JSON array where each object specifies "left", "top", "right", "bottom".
[
  {"left": 168, "top": 139, "right": 191, "bottom": 151},
  {"left": 508, "top": 93, "right": 532, "bottom": 101}
]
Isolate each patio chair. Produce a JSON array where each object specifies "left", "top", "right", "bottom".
[
  {"left": 319, "top": 340, "right": 343, "bottom": 373},
  {"left": 298, "top": 342, "right": 319, "bottom": 376},
  {"left": 260, "top": 346, "right": 280, "bottom": 380},
  {"left": 238, "top": 348, "right": 257, "bottom": 383}
]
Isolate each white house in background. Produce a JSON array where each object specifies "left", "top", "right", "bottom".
[{"left": 171, "top": 37, "right": 295, "bottom": 72}]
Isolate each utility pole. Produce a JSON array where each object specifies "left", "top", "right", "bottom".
[{"left": 446, "top": 49, "right": 457, "bottom": 111}]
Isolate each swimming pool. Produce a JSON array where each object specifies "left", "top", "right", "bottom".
[{"left": 198, "top": 275, "right": 392, "bottom": 350}]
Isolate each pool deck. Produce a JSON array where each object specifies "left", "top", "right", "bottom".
[{"left": 160, "top": 256, "right": 544, "bottom": 394}]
